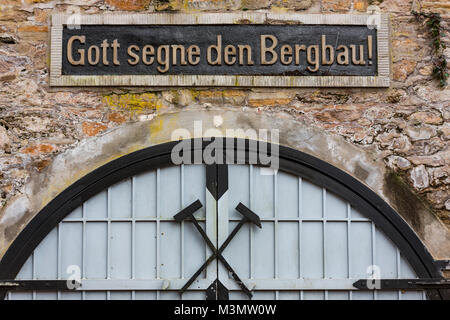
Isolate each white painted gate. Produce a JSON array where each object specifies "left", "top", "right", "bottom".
[{"left": 6, "top": 164, "right": 426, "bottom": 300}]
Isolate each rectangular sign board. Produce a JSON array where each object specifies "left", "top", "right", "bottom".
[{"left": 50, "top": 13, "right": 390, "bottom": 87}]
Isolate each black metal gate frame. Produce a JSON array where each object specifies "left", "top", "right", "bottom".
[{"left": 0, "top": 138, "right": 448, "bottom": 299}]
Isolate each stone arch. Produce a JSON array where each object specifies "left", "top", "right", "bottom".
[{"left": 0, "top": 109, "right": 449, "bottom": 263}]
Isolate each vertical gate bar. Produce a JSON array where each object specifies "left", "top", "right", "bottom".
[
  {"left": 298, "top": 177, "right": 302, "bottom": 280},
  {"left": 156, "top": 168, "right": 161, "bottom": 300},
  {"left": 181, "top": 165, "right": 185, "bottom": 281},
  {"left": 205, "top": 164, "right": 219, "bottom": 283},
  {"left": 180, "top": 165, "right": 185, "bottom": 300},
  {"left": 32, "top": 252, "right": 36, "bottom": 300},
  {"left": 298, "top": 177, "right": 303, "bottom": 300},
  {"left": 82, "top": 203, "right": 86, "bottom": 300},
  {"left": 347, "top": 203, "right": 352, "bottom": 300},
  {"left": 322, "top": 188, "right": 327, "bottom": 299},
  {"left": 131, "top": 176, "right": 136, "bottom": 300},
  {"left": 274, "top": 172, "right": 279, "bottom": 300},
  {"left": 216, "top": 164, "right": 229, "bottom": 288},
  {"left": 106, "top": 187, "right": 111, "bottom": 300},
  {"left": 216, "top": 164, "right": 230, "bottom": 296},
  {"left": 396, "top": 248, "right": 401, "bottom": 300},
  {"left": 205, "top": 164, "right": 216, "bottom": 283},
  {"left": 57, "top": 223, "right": 61, "bottom": 300},
  {"left": 249, "top": 165, "right": 253, "bottom": 280},
  {"left": 371, "top": 222, "right": 377, "bottom": 300}
]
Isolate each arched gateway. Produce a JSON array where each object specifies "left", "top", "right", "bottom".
[{"left": 0, "top": 139, "right": 447, "bottom": 300}]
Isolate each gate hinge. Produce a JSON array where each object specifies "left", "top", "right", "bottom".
[
  {"left": 0, "top": 282, "right": 19, "bottom": 287},
  {"left": 0, "top": 280, "right": 81, "bottom": 291}
]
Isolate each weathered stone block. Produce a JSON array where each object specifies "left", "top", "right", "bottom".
[
  {"left": 428, "top": 166, "right": 450, "bottom": 187},
  {"left": 354, "top": 0, "right": 367, "bottom": 12},
  {"left": 18, "top": 25, "right": 48, "bottom": 33},
  {"left": 391, "top": 38, "right": 422, "bottom": 61},
  {"left": 106, "top": 0, "right": 151, "bottom": 10},
  {"left": 108, "top": 112, "right": 128, "bottom": 124},
  {"left": 393, "top": 59, "right": 417, "bottom": 81},
  {"left": 418, "top": 65, "right": 433, "bottom": 76},
  {"left": 315, "top": 105, "right": 363, "bottom": 123},
  {"left": 405, "top": 125, "right": 437, "bottom": 141},
  {"left": 408, "top": 111, "right": 443, "bottom": 125},
  {"left": 441, "top": 123, "right": 450, "bottom": 140},
  {"left": 410, "top": 164, "right": 429, "bottom": 190},
  {"left": 421, "top": 0, "right": 450, "bottom": 14},
  {"left": 321, "top": 0, "right": 351, "bottom": 12},
  {"left": 272, "top": 0, "right": 313, "bottom": 10},
  {"left": 0, "top": 126, "right": 11, "bottom": 151},
  {"left": 248, "top": 91, "right": 295, "bottom": 107},
  {"left": 387, "top": 155, "right": 412, "bottom": 170},
  {"left": 186, "top": 0, "right": 241, "bottom": 10},
  {"left": 408, "top": 149, "right": 450, "bottom": 167},
  {"left": 379, "top": 0, "right": 417, "bottom": 14},
  {"left": 0, "top": 55, "right": 29, "bottom": 82},
  {"left": 198, "top": 90, "right": 247, "bottom": 105},
  {"left": 426, "top": 188, "right": 449, "bottom": 209},
  {"left": 22, "top": 143, "right": 55, "bottom": 155},
  {"left": 154, "top": 0, "right": 184, "bottom": 11},
  {"left": 82, "top": 122, "right": 108, "bottom": 136},
  {"left": 103, "top": 93, "right": 165, "bottom": 111},
  {"left": 241, "top": 0, "right": 270, "bottom": 10}
]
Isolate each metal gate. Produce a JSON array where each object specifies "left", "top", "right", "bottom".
[{"left": 2, "top": 163, "right": 429, "bottom": 300}]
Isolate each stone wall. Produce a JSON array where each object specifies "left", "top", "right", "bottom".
[{"left": 0, "top": 0, "right": 449, "bottom": 235}]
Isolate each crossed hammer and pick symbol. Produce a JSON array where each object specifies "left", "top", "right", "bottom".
[{"left": 174, "top": 200, "right": 262, "bottom": 299}]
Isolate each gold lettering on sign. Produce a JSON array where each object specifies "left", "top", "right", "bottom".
[
  {"left": 112, "top": 39, "right": 120, "bottom": 65},
  {"left": 321, "top": 35, "right": 334, "bottom": 65},
  {"left": 157, "top": 45, "right": 170, "bottom": 73},
  {"left": 64, "top": 30, "right": 375, "bottom": 74},
  {"left": 87, "top": 45, "right": 99, "bottom": 65},
  {"left": 171, "top": 45, "right": 186, "bottom": 66},
  {"left": 207, "top": 35, "right": 222, "bottom": 65},
  {"left": 307, "top": 45, "right": 319, "bottom": 72},
  {"left": 127, "top": 45, "right": 140, "bottom": 65},
  {"left": 67, "top": 35, "right": 86, "bottom": 65},
  {"left": 187, "top": 45, "right": 200, "bottom": 65},
  {"left": 142, "top": 45, "right": 155, "bottom": 65},
  {"left": 280, "top": 44, "right": 292, "bottom": 65},
  {"left": 336, "top": 45, "right": 349, "bottom": 65},
  {"left": 260, "top": 35, "right": 278, "bottom": 65},
  {"left": 224, "top": 45, "right": 236, "bottom": 65},
  {"left": 100, "top": 39, "right": 109, "bottom": 65},
  {"left": 238, "top": 45, "right": 254, "bottom": 66},
  {"left": 367, "top": 35, "right": 373, "bottom": 65},
  {"left": 294, "top": 45, "right": 306, "bottom": 65},
  {"left": 351, "top": 44, "right": 366, "bottom": 65}
]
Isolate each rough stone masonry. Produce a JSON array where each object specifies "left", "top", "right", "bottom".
[{"left": 0, "top": 1, "right": 449, "bottom": 258}]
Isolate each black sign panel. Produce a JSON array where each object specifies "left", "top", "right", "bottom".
[{"left": 62, "top": 25, "right": 377, "bottom": 76}]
